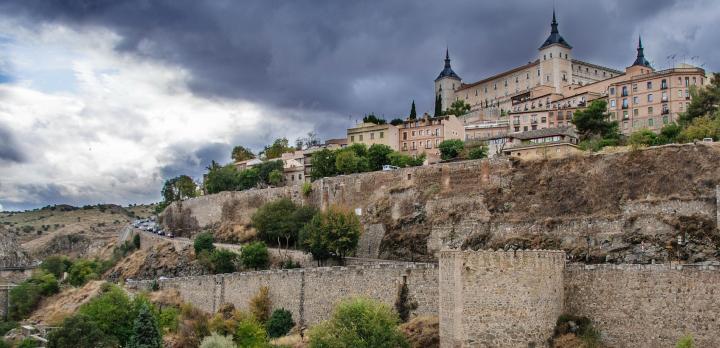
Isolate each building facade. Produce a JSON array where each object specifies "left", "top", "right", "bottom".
[
  {"left": 399, "top": 114, "right": 464, "bottom": 163},
  {"left": 347, "top": 122, "right": 400, "bottom": 151}
]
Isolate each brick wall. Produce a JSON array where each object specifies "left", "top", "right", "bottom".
[
  {"left": 565, "top": 263, "right": 720, "bottom": 348},
  {"left": 439, "top": 250, "right": 565, "bottom": 348}
]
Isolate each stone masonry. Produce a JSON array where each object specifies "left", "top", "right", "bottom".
[{"left": 439, "top": 250, "right": 565, "bottom": 348}]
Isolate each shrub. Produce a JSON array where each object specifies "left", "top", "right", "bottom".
[
  {"left": 241, "top": 242, "right": 269, "bottom": 270},
  {"left": 467, "top": 145, "right": 488, "bottom": 160},
  {"left": 300, "top": 207, "right": 361, "bottom": 265},
  {"left": 308, "top": 297, "right": 409, "bottom": 348},
  {"left": 266, "top": 308, "right": 294, "bottom": 338},
  {"left": 394, "top": 281, "right": 417, "bottom": 323},
  {"left": 211, "top": 249, "right": 238, "bottom": 274},
  {"left": 40, "top": 255, "right": 72, "bottom": 279},
  {"left": 67, "top": 260, "right": 101, "bottom": 286},
  {"left": 78, "top": 284, "right": 138, "bottom": 346},
  {"left": 676, "top": 334, "right": 695, "bottom": 348},
  {"left": 335, "top": 149, "right": 361, "bottom": 174},
  {"left": 251, "top": 198, "right": 311, "bottom": 249},
  {"left": 267, "top": 169, "right": 284, "bottom": 186},
  {"left": 176, "top": 304, "right": 210, "bottom": 348},
  {"left": 0, "top": 321, "right": 18, "bottom": 336},
  {"left": 132, "top": 234, "right": 141, "bottom": 249},
  {"left": 234, "top": 317, "right": 268, "bottom": 348},
  {"left": 158, "top": 306, "right": 180, "bottom": 333},
  {"left": 0, "top": 340, "right": 9, "bottom": 348},
  {"left": 47, "top": 314, "right": 119, "bottom": 348},
  {"left": 249, "top": 286, "right": 271, "bottom": 324},
  {"left": 199, "top": 333, "right": 236, "bottom": 348},
  {"left": 438, "top": 139, "right": 464, "bottom": 160},
  {"left": 628, "top": 128, "right": 660, "bottom": 148},
  {"left": 16, "top": 338, "right": 38, "bottom": 348},
  {"left": 194, "top": 232, "right": 215, "bottom": 254},
  {"left": 128, "top": 302, "right": 163, "bottom": 348},
  {"left": 9, "top": 271, "right": 60, "bottom": 320},
  {"left": 301, "top": 182, "right": 313, "bottom": 196}
]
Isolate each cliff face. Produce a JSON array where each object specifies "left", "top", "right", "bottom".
[
  {"left": 162, "top": 143, "right": 720, "bottom": 264},
  {"left": 0, "top": 226, "right": 34, "bottom": 268}
]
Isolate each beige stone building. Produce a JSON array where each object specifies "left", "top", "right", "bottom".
[
  {"left": 347, "top": 122, "right": 400, "bottom": 151},
  {"left": 436, "top": 11, "right": 708, "bottom": 136},
  {"left": 399, "top": 113, "right": 464, "bottom": 163},
  {"left": 502, "top": 126, "right": 581, "bottom": 160}
]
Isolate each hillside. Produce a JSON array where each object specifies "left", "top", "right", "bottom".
[{"left": 161, "top": 143, "right": 720, "bottom": 264}]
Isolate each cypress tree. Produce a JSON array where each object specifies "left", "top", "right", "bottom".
[
  {"left": 434, "top": 95, "right": 443, "bottom": 116},
  {"left": 409, "top": 100, "right": 417, "bottom": 120},
  {"left": 128, "top": 303, "right": 162, "bottom": 348}
]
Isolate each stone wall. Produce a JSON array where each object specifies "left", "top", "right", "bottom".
[
  {"left": 439, "top": 250, "right": 565, "bottom": 348},
  {"left": 126, "top": 262, "right": 438, "bottom": 326},
  {"left": 564, "top": 263, "right": 720, "bottom": 348},
  {"left": 0, "top": 287, "right": 8, "bottom": 319}
]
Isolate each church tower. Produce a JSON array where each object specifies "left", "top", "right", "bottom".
[
  {"left": 538, "top": 10, "right": 573, "bottom": 93},
  {"left": 625, "top": 36, "right": 654, "bottom": 77},
  {"left": 434, "top": 48, "right": 461, "bottom": 114}
]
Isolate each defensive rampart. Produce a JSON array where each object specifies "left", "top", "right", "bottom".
[
  {"left": 126, "top": 262, "right": 438, "bottom": 326},
  {"left": 565, "top": 263, "right": 720, "bottom": 348},
  {"left": 439, "top": 250, "right": 565, "bottom": 348}
]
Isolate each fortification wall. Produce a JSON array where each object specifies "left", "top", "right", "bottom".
[
  {"left": 0, "top": 287, "right": 8, "bottom": 319},
  {"left": 565, "top": 263, "right": 720, "bottom": 348},
  {"left": 439, "top": 250, "right": 565, "bottom": 348},
  {"left": 126, "top": 262, "right": 438, "bottom": 326}
]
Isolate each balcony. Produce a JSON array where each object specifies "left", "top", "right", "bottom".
[
  {"left": 621, "top": 91, "right": 629, "bottom": 97},
  {"left": 577, "top": 101, "right": 586, "bottom": 107},
  {"left": 661, "top": 96, "right": 669, "bottom": 102},
  {"left": 661, "top": 109, "right": 670, "bottom": 115},
  {"left": 661, "top": 84, "right": 668, "bottom": 90},
  {"left": 621, "top": 105, "right": 629, "bottom": 110},
  {"left": 513, "top": 120, "right": 520, "bottom": 125}
]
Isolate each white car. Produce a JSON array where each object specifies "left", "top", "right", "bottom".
[{"left": 382, "top": 165, "right": 400, "bottom": 171}]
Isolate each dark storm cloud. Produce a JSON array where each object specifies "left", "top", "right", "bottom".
[
  {"left": 1, "top": 0, "right": 705, "bottom": 121},
  {"left": 0, "top": 122, "right": 26, "bottom": 163},
  {"left": 159, "top": 142, "right": 231, "bottom": 181}
]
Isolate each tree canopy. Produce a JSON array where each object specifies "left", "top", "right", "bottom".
[
  {"left": 161, "top": 175, "right": 197, "bottom": 203},
  {"left": 438, "top": 139, "right": 464, "bottom": 160},
  {"left": 300, "top": 207, "right": 361, "bottom": 264},
  {"left": 262, "top": 138, "right": 294, "bottom": 159},
  {"left": 362, "top": 114, "right": 386, "bottom": 125},
  {"left": 571, "top": 100, "right": 619, "bottom": 140},
  {"left": 445, "top": 100, "right": 471, "bottom": 116},
  {"left": 251, "top": 198, "right": 316, "bottom": 249},
  {"left": 231, "top": 146, "right": 255, "bottom": 162},
  {"left": 409, "top": 100, "right": 417, "bottom": 120},
  {"left": 680, "top": 74, "right": 720, "bottom": 124}
]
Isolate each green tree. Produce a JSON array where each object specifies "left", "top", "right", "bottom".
[
  {"left": 300, "top": 207, "right": 361, "bottom": 264},
  {"left": 194, "top": 232, "right": 215, "bottom": 254},
  {"left": 241, "top": 242, "right": 269, "bottom": 270},
  {"left": 660, "top": 122, "right": 683, "bottom": 143},
  {"left": 266, "top": 308, "right": 295, "bottom": 338},
  {"left": 310, "top": 149, "right": 337, "bottom": 180},
  {"left": 467, "top": 145, "right": 488, "bottom": 160},
  {"left": 231, "top": 146, "right": 255, "bottom": 162},
  {"left": 390, "top": 118, "right": 404, "bottom": 126},
  {"left": 308, "top": 297, "right": 409, "bottom": 348},
  {"left": 40, "top": 255, "right": 72, "bottom": 279},
  {"left": 434, "top": 95, "right": 442, "bottom": 117},
  {"left": 678, "top": 115, "right": 720, "bottom": 142},
  {"left": 252, "top": 199, "right": 308, "bottom": 249},
  {"left": 128, "top": 303, "right": 162, "bottom": 348},
  {"left": 48, "top": 314, "right": 119, "bottom": 348},
  {"left": 237, "top": 168, "right": 261, "bottom": 190},
  {"left": 362, "top": 114, "right": 386, "bottom": 125},
  {"left": 256, "top": 160, "right": 284, "bottom": 186},
  {"left": 267, "top": 169, "right": 284, "bottom": 186},
  {"left": 199, "top": 333, "right": 236, "bottom": 348},
  {"left": 680, "top": 74, "right": 720, "bottom": 124},
  {"left": 571, "top": 100, "right": 619, "bottom": 140},
  {"left": 409, "top": 100, "right": 417, "bottom": 120},
  {"left": 445, "top": 100, "right": 471, "bottom": 116},
  {"left": 438, "top": 139, "right": 464, "bottom": 160},
  {"left": 262, "top": 138, "right": 294, "bottom": 159},
  {"left": 132, "top": 234, "right": 141, "bottom": 249},
  {"left": 67, "top": 260, "right": 101, "bottom": 286},
  {"left": 78, "top": 284, "right": 138, "bottom": 346},
  {"left": 204, "top": 165, "right": 242, "bottom": 194},
  {"left": 210, "top": 249, "right": 238, "bottom": 274},
  {"left": 161, "top": 175, "right": 197, "bottom": 203},
  {"left": 9, "top": 271, "right": 60, "bottom": 320},
  {"left": 16, "top": 338, "right": 38, "bottom": 348},
  {"left": 388, "top": 152, "right": 424, "bottom": 168},
  {"left": 367, "top": 144, "right": 394, "bottom": 171},
  {"left": 335, "top": 150, "right": 361, "bottom": 175}
]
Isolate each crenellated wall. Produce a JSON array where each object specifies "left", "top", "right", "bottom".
[{"left": 126, "top": 262, "right": 438, "bottom": 326}]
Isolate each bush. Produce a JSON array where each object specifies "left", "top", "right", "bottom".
[
  {"left": 48, "top": 314, "right": 119, "bottom": 348},
  {"left": 77, "top": 284, "right": 139, "bottom": 346},
  {"left": 266, "top": 308, "right": 295, "bottom": 338},
  {"left": 628, "top": 128, "right": 660, "bottom": 148},
  {"left": 199, "top": 333, "right": 236, "bottom": 348},
  {"left": 300, "top": 207, "right": 361, "bottom": 265},
  {"left": 0, "top": 340, "right": 9, "bottom": 348},
  {"left": 9, "top": 271, "right": 60, "bottom": 320},
  {"left": 194, "top": 232, "right": 215, "bottom": 255},
  {"left": 267, "top": 169, "right": 284, "bottom": 186},
  {"left": 132, "top": 234, "right": 141, "bottom": 249},
  {"left": 438, "top": 139, "right": 464, "bottom": 160},
  {"left": 16, "top": 338, "right": 38, "bottom": 348},
  {"left": 158, "top": 306, "right": 180, "bottom": 333},
  {"left": 467, "top": 145, "right": 488, "bottom": 160},
  {"left": 676, "top": 334, "right": 695, "bottom": 348},
  {"left": 210, "top": 249, "right": 238, "bottom": 274},
  {"left": 249, "top": 286, "right": 272, "bottom": 324},
  {"left": 241, "top": 242, "right": 269, "bottom": 270},
  {"left": 308, "top": 297, "right": 409, "bottom": 348},
  {"left": 234, "top": 317, "right": 268, "bottom": 348},
  {"left": 251, "top": 198, "right": 310, "bottom": 249},
  {"left": 40, "top": 255, "right": 72, "bottom": 279},
  {"left": 0, "top": 321, "right": 18, "bottom": 336},
  {"left": 67, "top": 259, "right": 101, "bottom": 286},
  {"left": 301, "top": 182, "right": 313, "bottom": 196}
]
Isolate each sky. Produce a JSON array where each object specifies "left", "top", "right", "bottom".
[{"left": 0, "top": 0, "right": 718, "bottom": 211}]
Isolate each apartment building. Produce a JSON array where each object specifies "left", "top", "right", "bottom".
[
  {"left": 347, "top": 122, "right": 400, "bottom": 151},
  {"left": 399, "top": 113, "right": 464, "bottom": 163}
]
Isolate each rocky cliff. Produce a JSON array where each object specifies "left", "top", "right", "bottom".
[
  {"left": 0, "top": 226, "right": 34, "bottom": 268},
  {"left": 162, "top": 143, "right": 720, "bottom": 264}
]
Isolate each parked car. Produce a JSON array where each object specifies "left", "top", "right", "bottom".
[{"left": 382, "top": 165, "right": 400, "bottom": 171}]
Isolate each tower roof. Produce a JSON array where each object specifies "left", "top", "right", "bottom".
[
  {"left": 435, "top": 48, "right": 461, "bottom": 81},
  {"left": 631, "top": 36, "right": 652, "bottom": 68},
  {"left": 539, "top": 10, "right": 572, "bottom": 50}
]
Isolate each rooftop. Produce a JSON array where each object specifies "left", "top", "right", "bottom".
[{"left": 539, "top": 10, "right": 572, "bottom": 50}]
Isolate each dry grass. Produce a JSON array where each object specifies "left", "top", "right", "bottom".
[
  {"left": 399, "top": 315, "right": 439, "bottom": 348},
  {"left": 28, "top": 280, "right": 106, "bottom": 325},
  {"left": 271, "top": 334, "right": 307, "bottom": 348}
]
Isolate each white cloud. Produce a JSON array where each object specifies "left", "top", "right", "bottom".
[{"left": 0, "top": 22, "right": 319, "bottom": 208}]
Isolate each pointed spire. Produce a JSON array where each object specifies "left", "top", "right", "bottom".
[
  {"left": 540, "top": 9, "right": 572, "bottom": 50},
  {"left": 436, "top": 47, "right": 460, "bottom": 81},
  {"left": 444, "top": 47, "right": 451, "bottom": 68},
  {"left": 551, "top": 9, "right": 558, "bottom": 34},
  {"left": 632, "top": 35, "right": 651, "bottom": 68}
]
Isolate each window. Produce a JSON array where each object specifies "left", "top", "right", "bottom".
[
  {"left": 678, "top": 89, "right": 682, "bottom": 97},
  {"left": 411, "top": 131, "right": 415, "bottom": 136},
  {"left": 647, "top": 81, "right": 653, "bottom": 89},
  {"left": 494, "top": 83, "right": 497, "bottom": 90},
  {"left": 609, "top": 87, "right": 615, "bottom": 95},
  {"left": 662, "top": 91, "right": 668, "bottom": 102},
  {"left": 350, "top": 135, "right": 355, "bottom": 142},
  {"left": 633, "top": 109, "right": 639, "bottom": 117},
  {"left": 621, "top": 86, "right": 628, "bottom": 96},
  {"left": 370, "top": 133, "right": 375, "bottom": 140},
  {"left": 402, "top": 132, "right": 407, "bottom": 140},
  {"left": 299, "top": 174, "right": 302, "bottom": 180},
  {"left": 359, "top": 135, "right": 363, "bottom": 141},
  {"left": 622, "top": 98, "right": 628, "bottom": 108},
  {"left": 661, "top": 79, "right": 668, "bottom": 89},
  {"left": 633, "top": 96, "right": 639, "bottom": 104},
  {"left": 623, "top": 110, "right": 629, "bottom": 119},
  {"left": 648, "top": 106, "right": 653, "bottom": 115},
  {"left": 537, "top": 69, "right": 540, "bottom": 76},
  {"left": 632, "top": 84, "right": 638, "bottom": 92},
  {"left": 648, "top": 118, "right": 654, "bottom": 127},
  {"left": 291, "top": 175, "right": 295, "bottom": 181},
  {"left": 379, "top": 131, "right": 384, "bottom": 139},
  {"left": 685, "top": 77, "right": 690, "bottom": 87},
  {"left": 411, "top": 141, "right": 415, "bottom": 150},
  {"left": 403, "top": 142, "right": 407, "bottom": 150},
  {"left": 648, "top": 94, "right": 653, "bottom": 102},
  {"left": 663, "top": 115, "right": 669, "bottom": 124}
]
